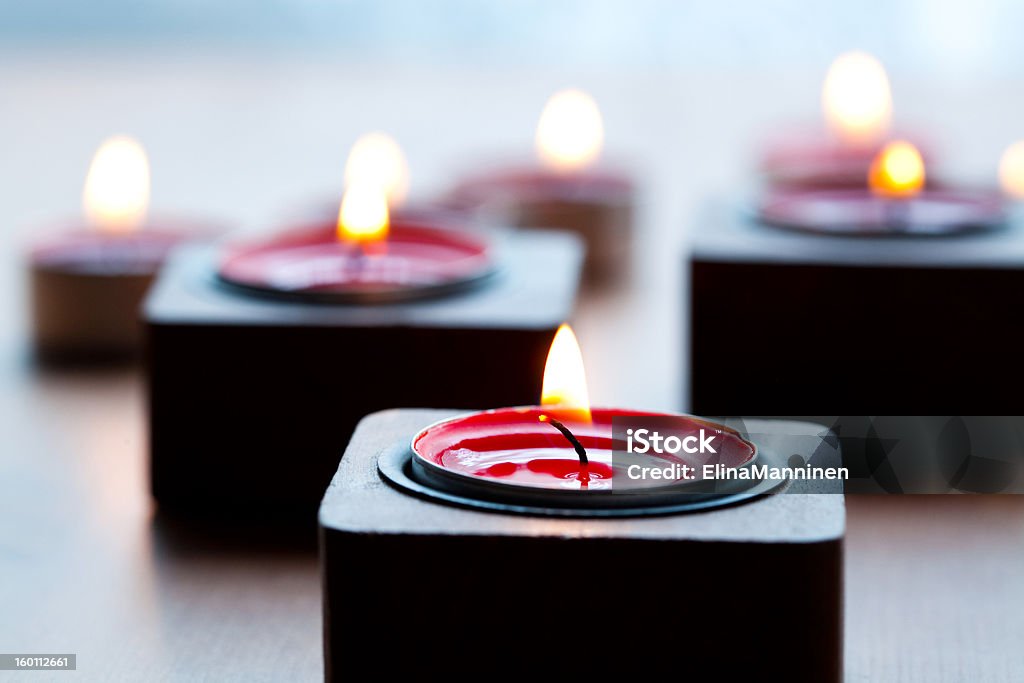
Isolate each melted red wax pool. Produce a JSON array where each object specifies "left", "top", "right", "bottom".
[
  {"left": 478, "top": 462, "right": 519, "bottom": 477},
  {"left": 416, "top": 408, "right": 755, "bottom": 467},
  {"left": 218, "top": 221, "right": 492, "bottom": 293},
  {"left": 415, "top": 407, "right": 757, "bottom": 492},
  {"left": 475, "top": 458, "right": 615, "bottom": 489},
  {"left": 527, "top": 459, "right": 613, "bottom": 480},
  {"left": 476, "top": 459, "right": 614, "bottom": 480}
]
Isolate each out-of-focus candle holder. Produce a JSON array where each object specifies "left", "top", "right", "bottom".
[
  {"left": 446, "top": 89, "right": 636, "bottom": 284},
  {"left": 28, "top": 136, "right": 222, "bottom": 364},
  {"left": 145, "top": 224, "right": 583, "bottom": 517}
]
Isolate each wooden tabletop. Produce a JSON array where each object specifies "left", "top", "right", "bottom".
[
  {"left": 5, "top": 370, "right": 1022, "bottom": 681},
  {"left": 1, "top": 57, "right": 1023, "bottom": 681}
]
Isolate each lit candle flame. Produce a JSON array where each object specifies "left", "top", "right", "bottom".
[
  {"left": 869, "top": 141, "right": 925, "bottom": 199},
  {"left": 337, "top": 181, "right": 390, "bottom": 244},
  {"left": 541, "top": 324, "right": 591, "bottom": 422},
  {"left": 82, "top": 135, "right": 150, "bottom": 234},
  {"left": 343, "top": 132, "right": 409, "bottom": 208},
  {"left": 999, "top": 141, "right": 1024, "bottom": 198},
  {"left": 535, "top": 89, "right": 604, "bottom": 173},
  {"left": 822, "top": 51, "right": 893, "bottom": 146}
]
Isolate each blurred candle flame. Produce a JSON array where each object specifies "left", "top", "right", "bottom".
[
  {"left": 869, "top": 141, "right": 925, "bottom": 199},
  {"left": 535, "top": 89, "right": 604, "bottom": 173},
  {"left": 999, "top": 141, "right": 1024, "bottom": 198},
  {"left": 343, "top": 132, "right": 409, "bottom": 207},
  {"left": 82, "top": 135, "right": 150, "bottom": 234},
  {"left": 822, "top": 51, "right": 893, "bottom": 146},
  {"left": 541, "top": 324, "right": 591, "bottom": 422},
  {"left": 337, "top": 181, "right": 389, "bottom": 244}
]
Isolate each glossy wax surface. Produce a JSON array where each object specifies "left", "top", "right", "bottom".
[
  {"left": 218, "top": 221, "right": 492, "bottom": 296},
  {"left": 758, "top": 187, "right": 1006, "bottom": 236},
  {"left": 413, "top": 406, "right": 757, "bottom": 491}
]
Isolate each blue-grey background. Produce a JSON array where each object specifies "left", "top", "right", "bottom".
[
  {"left": 1, "top": 0, "right": 1020, "bottom": 409},
  {"left": 0, "top": 0, "right": 1017, "bottom": 78}
]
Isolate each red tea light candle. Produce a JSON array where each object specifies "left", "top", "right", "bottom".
[
  {"left": 29, "top": 136, "right": 219, "bottom": 362},
  {"left": 300, "top": 132, "right": 469, "bottom": 232},
  {"left": 447, "top": 89, "right": 635, "bottom": 282},
  {"left": 410, "top": 325, "right": 758, "bottom": 510},
  {"left": 219, "top": 180, "right": 495, "bottom": 304},
  {"left": 760, "top": 51, "right": 932, "bottom": 190},
  {"left": 758, "top": 141, "right": 1006, "bottom": 236}
]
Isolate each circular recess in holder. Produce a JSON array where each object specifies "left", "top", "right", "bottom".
[
  {"left": 756, "top": 187, "right": 1006, "bottom": 237},
  {"left": 377, "top": 443, "right": 788, "bottom": 519},
  {"left": 217, "top": 220, "right": 496, "bottom": 304}
]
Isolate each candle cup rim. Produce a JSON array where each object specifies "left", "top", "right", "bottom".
[
  {"left": 216, "top": 219, "right": 498, "bottom": 304},
  {"left": 27, "top": 217, "right": 227, "bottom": 270},
  {"left": 754, "top": 186, "right": 1007, "bottom": 237},
  {"left": 380, "top": 440, "right": 785, "bottom": 518}
]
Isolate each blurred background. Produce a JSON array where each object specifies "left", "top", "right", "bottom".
[
  {"left": 3, "top": 1, "right": 1023, "bottom": 407},
  {"left": 2, "top": 0, "right": 1021, "bottom": 75}
]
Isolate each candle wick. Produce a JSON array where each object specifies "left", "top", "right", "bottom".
[{"left": 541, "top": 416, "right": 589, "bottom": 466}]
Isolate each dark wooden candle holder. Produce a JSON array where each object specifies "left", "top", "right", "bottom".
[
  {"left": 320, "top": 409, "right": 844, "bottom": 681},
  {"left": 144, "top": 230, "right": 582, "bottom": 518},
  {"left": 689, "top": 200, "right": 1024, "bottom": 416}
]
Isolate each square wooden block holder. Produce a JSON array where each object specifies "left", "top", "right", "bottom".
[
  {"left": 144, "top": 230, "right": 583, "bottom": 518},
  {"left": 689, "top": 200, "right": 1024, "bottom": 416},
  {"left": 320, "top": 409, "right": 844, "bottom": 682},
  {"left": 508, "top": 193, "right": 634, "bottom": 283}
]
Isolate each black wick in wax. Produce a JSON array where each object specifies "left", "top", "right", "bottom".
[{"left": 540, "top": 415, "right": 589, "bottom": 466}]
